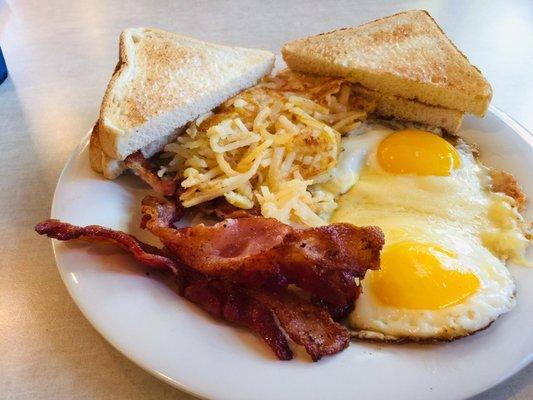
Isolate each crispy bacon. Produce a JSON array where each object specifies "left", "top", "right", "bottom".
[
  {"left": 35, "top": 219, "right": 293, "bottom": 359},
  {"left": 249, "top": 290, "right": 349, "bottom": 361},
  {"left": 124, "top": 152, "right": 177, "bottom": 197},
  {"left": 35, "top": 197, "right": 383, "bottom": 360},
  {"left": 184, "top": 281, "right": 293, "bottom": 360},
  {"left": 279, "top": 225, "right": 383, "bottom": 318},
  {"left": 141, "top": 196, "right": 384, "bottom": 317},
  {"left": 35, "top": 219, "right": 181, "bottom": 275}
]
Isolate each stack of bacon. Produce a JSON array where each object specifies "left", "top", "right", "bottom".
[{"left": 36, "top": 162, "right": 384, "bottom": 361}]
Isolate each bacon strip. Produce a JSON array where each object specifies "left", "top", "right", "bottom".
[
  {"left": 35, "top": 219, "right": 181, "bottom": 275},
  {"left": 249, "top": 290, "right": 349, "bottom": 361},
  {"left": 141, "top": 196, "right": 384, "bottom": 318},
  {"left": 35, "top": 197, "right": 383, "bottom": 360},
  {"left": 35, "top": 219, "right": 292, "bottom": 360},
  {"left": 184, "top": 281, "right": 293, "bottom": 360},
  {"left": 124, "top": 152, "right": 177, "bottom": 197}
]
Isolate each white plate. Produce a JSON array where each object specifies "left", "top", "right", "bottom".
[{"left": 50, "top": 106, "right": 532, "bottom": 400}]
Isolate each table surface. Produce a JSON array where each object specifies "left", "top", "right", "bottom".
[{"left": 0, "top": 0, "right": 531, "bottom": 399}]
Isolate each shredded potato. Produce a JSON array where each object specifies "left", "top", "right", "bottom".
[{"left": 160, "top": 70, "right": 371, "bottom": 226}]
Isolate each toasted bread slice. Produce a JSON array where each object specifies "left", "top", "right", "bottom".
[
  {"left": 282, "top": 10, "right": 492, "bottom": 116},
  {"left": 99, "top": 28, "right": 275, "bottom": 161},
  {"left": 352, "top": 85, "right": 464, "bottom": 132},
  {"left": 89, "top": 123, "right": 125, "bottom": 179},
  {"left": 89, "top": 120, "right": 184, "bottom": 179}
]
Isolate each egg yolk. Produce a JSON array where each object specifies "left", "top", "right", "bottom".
[
  {"left": 377, "top": 130, "right": 461, "bottom": 176},
  {"left": 370, "top": 242, "right": 480, "bottom": 310}
]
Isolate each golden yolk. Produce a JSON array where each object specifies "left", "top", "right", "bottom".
[
  {"left": 377, "top": 130, "right": 461, "bottom": 176},
  {"left": 370, "top": 242, "right": 480, "bottom": 310}
]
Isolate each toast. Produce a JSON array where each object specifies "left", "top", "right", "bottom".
[
  {"left": 89, "top": 123, "right": 125, "bottom": 179},
  {"left": 89, "top": 122, "right": 182, "bottom": 179},
  {"left": 98, "top": 28, "right": 275, "bottom": 162},
  {"left": 352, "top": 85, "right": 464, "bottom": 132},
  {"left": 282, "top": 10, "right": 492, "bottom": 116}
]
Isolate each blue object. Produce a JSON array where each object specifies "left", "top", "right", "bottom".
[{"left": 0, "top": 46, "right": 7, "bottom": 84}]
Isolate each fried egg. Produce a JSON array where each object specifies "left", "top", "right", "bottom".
[{"left": 329, "top": 126, "right": 530, "bottom": 341}]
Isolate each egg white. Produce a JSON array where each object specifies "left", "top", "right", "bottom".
[
  {"left": 350, "top": 224, "right": 516, "bottom": 341},
  {"left": 328, "top": 125, "right": 529, "bottom": 341}
]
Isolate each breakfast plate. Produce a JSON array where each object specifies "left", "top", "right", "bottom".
[{"left": 50, "top": 106, "right": 532, "bottom": 400}]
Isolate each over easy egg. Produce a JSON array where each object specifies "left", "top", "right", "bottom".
[{"left": 329, "top": 126, "right": 529, "bottom": 341}]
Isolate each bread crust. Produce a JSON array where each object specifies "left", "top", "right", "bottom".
[
  {"left": 353, "top": 84, "right": 464, "bottom": 132},
  {"left": 89, "top": 121, "right": 126, "bottom": 179},
  {"left": 88, "top": 122, "right": 103, "bottom": 174},
  {"left": 98, "top": 31, "right": 131, "bottom": 160}
]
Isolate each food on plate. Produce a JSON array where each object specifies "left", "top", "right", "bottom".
[
  {"left": 282, "top": 9, "right": 492, "bottom": 128},
  {"left": 37, "top": 10, "right": 531, "bottom": 361},
  {"left": 35, "top": 196, "right": 384, "bottom": 360},
  {"left": 158, "top": 70, "right": 373, "bottom": 225},
  {"left": 116, "top": 9, "right": 498, "bottom": 224},
  {"left": 89, "top": 28, "right": 275, "bottom": 178},
  {"left": 329, "top": 126, "right": 529, "bottom": 340},
  {"left": 350, "top": 84, "right": 464, "bottom": 133},
  {"left": 140, "top": 195, "right": 383, "bottom": 318}
]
